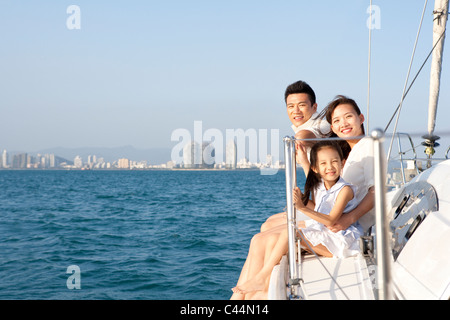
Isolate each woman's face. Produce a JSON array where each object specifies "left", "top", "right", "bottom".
[{"left": 330, "top": 103, "right": 364, "bottom": 138}]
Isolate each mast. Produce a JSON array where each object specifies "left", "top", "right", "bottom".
[{"left": 422, "top": 0, "right": 449, "bottom": 164}]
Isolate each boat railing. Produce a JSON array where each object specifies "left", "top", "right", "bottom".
[
  {"left": 283, "top": 129, "right": 393, "bottom": 300},
  {"left": 387, "top": 132, "right": 419, "bottom": 186},
  {"left": 386, "top": 132, "right": 450, "bottom": 188},
  {"left": 283, "top": 136, "right": 301, "bottom": 299}
]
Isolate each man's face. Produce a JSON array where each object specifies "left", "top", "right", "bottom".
[{"left": 286, "top": 93, "right": 317, "bottom": 127}]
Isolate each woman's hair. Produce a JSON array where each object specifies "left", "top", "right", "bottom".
[
  {"left": 301, "top": 140, "right": 344, "bottom": 205},
  {"left": 316, "top": 95, "right": 364, "bottom": 160}
]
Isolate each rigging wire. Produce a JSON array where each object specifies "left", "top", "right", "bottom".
[
  {"left": 386, "top": 0, "right": 429, "bottom": 161},
  {"left": 367, "top": 0, "right": 373, "bottom": 133},
  {"left": 384, "top": 29, "right": 446, "bottom": 133}
]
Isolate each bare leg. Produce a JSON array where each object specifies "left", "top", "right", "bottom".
[
  {"left": 231, "top": 224, "right": 285, "bottom": 298},
  {"left": 233, "top": 228, "right": 289, "bottom": 294},
  {"left": 230, "top": 258, "right": 249, "bottom": 300},
  {"left": 235, "top": 226, "right": 333, "bottom": 295},
  {"left": 260, "top": 212, "right": 287, "bottom": 233}
]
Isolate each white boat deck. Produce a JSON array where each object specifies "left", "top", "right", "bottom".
[
  {"left": 268, "top": 253, "right": 375, "bottom": 300},
  {"left": 300, "top": 253, "right": 375, "bottom": 300}
]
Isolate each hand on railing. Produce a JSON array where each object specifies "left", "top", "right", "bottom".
[{"left": 293, "top": 187, "right": 305, "bottom": 211}]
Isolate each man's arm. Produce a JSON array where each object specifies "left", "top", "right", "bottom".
[{"left": 295, "top": 130, "right": 316, "bottom": 174}]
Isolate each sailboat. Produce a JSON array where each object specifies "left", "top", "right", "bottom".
[{"left": 268, "top": 0, "right": 450, "bottom": 300}]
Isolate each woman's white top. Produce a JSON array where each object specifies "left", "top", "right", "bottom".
[{"left": 341, "top": 137, "right": 376, "bottom": 232}]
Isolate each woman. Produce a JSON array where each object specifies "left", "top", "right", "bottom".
[{"left": 230, "top": 95, "right": 376, "bottom": 300}]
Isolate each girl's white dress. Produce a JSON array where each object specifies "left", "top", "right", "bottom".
[{"left": 299, "top": 177, "right": 363, "bottom": 258}]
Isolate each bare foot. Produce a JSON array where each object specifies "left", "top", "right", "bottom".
[
  {"left": 232, "top": 275, "right": 266, "bottom": 294},
  {"left": 230, "top": 291, "right": 245, "bottom": 300}
]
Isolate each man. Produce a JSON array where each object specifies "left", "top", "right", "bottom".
[
  {"left": 285, "top": 80, "right": 330, "bottom": 149},
  {"left": 261, "top": 80, "right": 330, "bottom": 230}
]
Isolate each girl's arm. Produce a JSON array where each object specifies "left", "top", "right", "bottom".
[
  {"left": 294, "top": 186, "right": 354, "bottom": 227},
  {"left": 293, "top": 187, "right": 315, "bottom": 210}
]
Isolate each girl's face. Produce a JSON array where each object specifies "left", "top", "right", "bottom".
[
  {"left": 330, "top": 103, "right": 364, "bottom": 138},
  {"left": 312, "top": 147, "right": 343, "bottom": 188}
]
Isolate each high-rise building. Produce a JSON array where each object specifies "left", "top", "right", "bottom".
[
  {"left": 1, "top": 149, "right": 7, "bottom": 168},
  {"left": 182, "top": 141, "right": 215, "bottom": 169},
  {"left": 202, "top": 142, "right": 215, "bottom": 169},
  {"left": 74, "top": 156, "right": 83, "bottom": 168},
  {"left": 183, "top": 141, "right": 201, "bottom": 169},
  {"left": 118, "top": 158, "right": 130, "bottom": 169},
  {"left": 226, "top": 139, "right": 237, "bottom": 169},
  {"left": 12, "top": 153, "right": 27, "bottom": 169},
  {"left": 49, "top": 154, "right": 55, "bottom": 168}
]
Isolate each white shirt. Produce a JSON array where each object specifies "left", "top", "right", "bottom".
[
  {"left": 341, "top": 137, "right": 376, "bottom": 231},
  {"left": 314, "top": 177, "right": 359, "bottom": 215},
  {"left": 291, "top": 112, "right": 330, "bottom": 138}
]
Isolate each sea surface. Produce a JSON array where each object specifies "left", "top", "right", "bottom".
[{"left": 0, "top": 169, "right": 305, "bottom": 300}]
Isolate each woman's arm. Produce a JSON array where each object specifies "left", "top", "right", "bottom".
[
  {"left": 328, "top": 186, "right": 374, "bottom": 232},
  {"left": 294, "top": 186, "right": 354, "bottom": 227}
]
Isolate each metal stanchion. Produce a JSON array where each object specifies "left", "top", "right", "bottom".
[
  {"left": 283, "top": 136, "right": 299, "bottom": 299},
  {"left": 372, "top": 129, "right": 394, "bottom": 300}
]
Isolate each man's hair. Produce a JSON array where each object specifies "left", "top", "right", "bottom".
[{"left": 284, "top": 80, "right": 316, "bottom": 105}]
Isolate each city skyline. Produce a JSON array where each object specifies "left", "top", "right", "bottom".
[{"left": 0, "top": 138, "right": 281, "bottom": 170}]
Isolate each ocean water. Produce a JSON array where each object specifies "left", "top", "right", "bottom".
[{"left": 0, "top": 169, "right": 304, "bottom": 300}]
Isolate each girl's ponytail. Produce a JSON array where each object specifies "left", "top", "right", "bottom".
[{"left": 302, "top": 168, "right": 320, "bottom": 205}]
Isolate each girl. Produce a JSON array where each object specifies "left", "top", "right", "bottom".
[
  {"left": 232, "top": 141, "right": 363, "bottom": 295},
  {"left": 293, "top": 140, "right": 363, "bottom": 259}
]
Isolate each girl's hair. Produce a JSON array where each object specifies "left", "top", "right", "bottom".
[{"left": 301, "top": 140, "right": 344, "bottom": 205}]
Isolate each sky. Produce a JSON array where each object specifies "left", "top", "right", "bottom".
[{"left": 1, "top": 0, "right": 449, "bottom": 160}]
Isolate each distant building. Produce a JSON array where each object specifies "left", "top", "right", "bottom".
[
  {"left": 12, "top": 153, "right": 27, "bottom": 169},
  {"left": 74, "top": 156, "right": 83, "bottom": 168},
  {"left": 183, "top": 141, "right": 201, "bottom": 169},
  {"left": 49, "top": 154, "right": 55, "bottom": 168},
  {"left": 202, "top": 142, "right": 215, "bottom": 169},
  {"left": 2, "top": 149, "right": 8, "bottom": 168},
  {"left": 182, "top": 141, "right": 215, "bottom": 169},
  {"left": 226, "top": 139, "right": 237, "bottom": 169},
  {"left": 118, "top": 158, "right": 130, "bottom": 169}
]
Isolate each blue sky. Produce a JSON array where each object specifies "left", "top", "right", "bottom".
[{"left": 1, "top": 1, "right": 449, "bottom": 159}]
